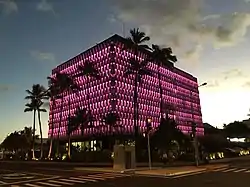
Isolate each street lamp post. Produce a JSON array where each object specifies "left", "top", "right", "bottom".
[
  {"left": 146, "top": 118, "right": 152, "bottom": 170},
  {"left": 190, "top": 82, "right": 207, "bottom": 166}
]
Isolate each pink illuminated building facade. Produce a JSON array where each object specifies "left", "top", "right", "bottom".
[{"left": 48, "top": 34, "right": 204, "bottom": 142}]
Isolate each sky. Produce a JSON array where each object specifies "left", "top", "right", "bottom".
[{"left": 0, "top": 0, "right": 250, "bottom": 142}]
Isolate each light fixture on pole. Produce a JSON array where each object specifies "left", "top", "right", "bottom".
[
  {"left": 199, "top": 82, "right": 207, "bottom": 87},
  {"left": 191, "top": 82, "right": 207, "bottom": 166}
]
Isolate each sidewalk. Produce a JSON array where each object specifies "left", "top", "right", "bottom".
[
  {"left": 135, "top": 164, "right": 228, "bottom": 177},
  {"left": 74, "top": 163, "right": 229, "bottom": 175}
]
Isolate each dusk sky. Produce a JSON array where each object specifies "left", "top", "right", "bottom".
[{"left": 1, "top": 0, "right": 250, "bottom": 142}]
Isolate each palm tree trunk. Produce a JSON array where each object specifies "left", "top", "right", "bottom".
[
  {"left": 38, "top": 110, "right": 43, "bottom": 159},
  {"left": 134, "top": 75, "right": 138, "bottom": 138},
  {"left": 86, "top": 76, "right": 93, "bottom": 127},
  {"left": 134, "top": 74, "right": 139, "bottom": 162},
  {"left": 158, "top": 64, "right": 163, "bottom": 118},
  {"left": 67, "top": 93, "right": 71, "bottom": 159},
  {"left": 48, "top": 100, "right": 55, "bottom": 159},
  {"left": 32, "top": 110, "right": 36, "bottom": 160},
  {"left": 56, "top": 96, "right": 64, "bottom": 157},
  {"left": 86, "top": 76, "right": 92, "bottom": 126}
]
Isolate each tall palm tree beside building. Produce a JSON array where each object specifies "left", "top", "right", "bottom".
[
  {"left": 74, "top": 60, "right": 100, "bottom": 127},
  {"left": 48, "top": 72, "right": 79, "bottom": 157},
  {"left": 45, "top": 78, "right": 61, "bottom": 159},
  {"left": 124, "top": 28, "right": 151, "bottom": 140},
  {"left": 150, "top": 45, "right": 177, "bottom": 118},
  {"left": 124, "top": 60, "right": 152, "bottom": 138},
  {"left": 25, "top": 84, "right": 47, "bottom": 159},
  {"left": 24, "top": 99, "right": 46, "bottom": 159}
]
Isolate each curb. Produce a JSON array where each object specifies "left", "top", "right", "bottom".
[
  {"left": 134, "top": 169, "right": 207, "bottom": 178},
  {"left": 74, "top": 167, "right": 136, "bottom": 174},
  {"left": 166, "top": 168, "right": 206, "bottom": 176},
  {"left": 205, "top": 164, "right": 229, "bottom": 171}
]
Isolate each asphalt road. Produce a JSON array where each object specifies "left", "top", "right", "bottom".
[{"left": 0, "top": 157, "right": 250, "bottom": 187}]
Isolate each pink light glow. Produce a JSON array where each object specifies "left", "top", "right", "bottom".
[{"left": 48, "top": 37, "right": 204, "bottom": 138}]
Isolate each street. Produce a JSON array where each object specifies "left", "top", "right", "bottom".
[{"left": 0, "top": 158, "right": 250, "bottom": 187}]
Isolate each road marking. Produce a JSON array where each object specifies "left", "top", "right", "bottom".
[
  {"left": 70, "top": 177, "right": 97, "bottom": 182},
  {"left": 48, "top": 180, "right": 73, "bottom": 185},
  {"left": 59, "top": 179, "right": 86, "bottom": 183},
  {"left": 79, "top": 175, "right": 106, "bottom": 180},
  {"left": 213, "top": 168, "right": 229, "bottom": 172},
  {"left": 36, "top": 181, "right": 61, "bottom": 186},
  {"left": 89, "top": 174, "right": 115, "bottom": 178},
  {"left": 1, "top": 176, "right": 60, "bottom": 186},
  {"left": 234, "top": 169, "right": 248, "bottom": 173},
  {"left": 35, "top": 168, "right": 76, "bottom": 172},
  {"left": 24, "top": 184, "right": 43, "bottom": 187},
  {"left": 0, "top": 169, "right": 54, "bottom": 177},
  {"left": 222, "top": 168, "right": 239, "bottom": 172},
  {"left": 103, "top": 173, "right": 130, "bottom": 177},
  {"left": 0, "top": 181, "right": 6, "bottom": 184},
  {"left": 3, "top": 176, "right": 35, "bottom": 180}
]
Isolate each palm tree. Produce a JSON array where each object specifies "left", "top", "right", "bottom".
[
  {"left": 150, "top": 45, "right": 177, "bottom": 119},
  {"left": 45, "top": 79, "right": 61, "bottom": 159},
  {"left": 24, "top": 99, "right": 46, "bottom": 159},
  {"left": 73, "top": 107, "right": 92, "bottom": 136},
  {"left": 25, "top": 84, "right": 47, "bottom": 159},
  {"left": 125, "top": 28, "right": 151, "bottom": 52},
  {"left": 66, "top": 106, "right": 95, "bottom": 157},
  {"left": 124, "top": 28, "right": 151, "bottom": 140},
  {"left": 66, "top": 115, "right": 79, "bottom": 159},
  {"left": 73, "top": 60, "right": 100, "bottom": 127},
  {"left": 125, "top": 59, "right": 152, "bottom": 138},
  {"left": 101, "top": 111, "right": 121, "bottom": 147},
  {"left": 48, "top": 72, "right": 79, "bottom": 157}
]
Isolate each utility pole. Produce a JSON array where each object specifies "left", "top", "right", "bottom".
[
  {"left": 190, "top": 82, "right": 207, "bottom": 166},
  {"left": 190, "top": 90, "right": 199, "bottom": 166}
]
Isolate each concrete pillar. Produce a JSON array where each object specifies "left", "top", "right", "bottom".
[{"left": 113, "top": 145, "right": 125, "bottom": 171}]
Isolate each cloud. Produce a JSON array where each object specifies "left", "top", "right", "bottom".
[
  {"left": 30, "top": 50, "right": 56, "bottom": 62},
  {"left": 107, "top": 14, "right": 117, "bottom": 23},
  {"left": 242, "top": 81, "right": 250, "bottom": 88},
  {"left": 0, "top": 84, "right": 12, "bottom": 92},
  {"left": 36, "top": 0, "right": 55, "bottom": 15},
  {"left": 183, "top": 44, "right": 203, "bottom": 64},
  {"left": 203, "top": 14, "right": 221, "bottom": 21},
  {"left": 206, "top": 80, "right": 220, "bottom": 88},
  {"left": 0, "top": 0, "right": 18, "bottom": 15},
  {"left": 222, "top": 68, "right": 245, "bottom": 80},
  {"left": 110, "top": 0, "right": 250, "bottom": 63}
]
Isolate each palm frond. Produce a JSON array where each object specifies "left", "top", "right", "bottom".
[
  {"left": 140, "top": 36, "right": 150, "bottom": 43},
  {"left": 25, "top": 90, "right": 33, "bottom": 95},
  {"left": 39, "top": 108, "right": 47, "bottom": 113},
  {"left": 25, "top": 96, "right": 34, "bottom": 100},
  {"left": 24, "top": 108, "right": 33, "bottom": 112}
]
